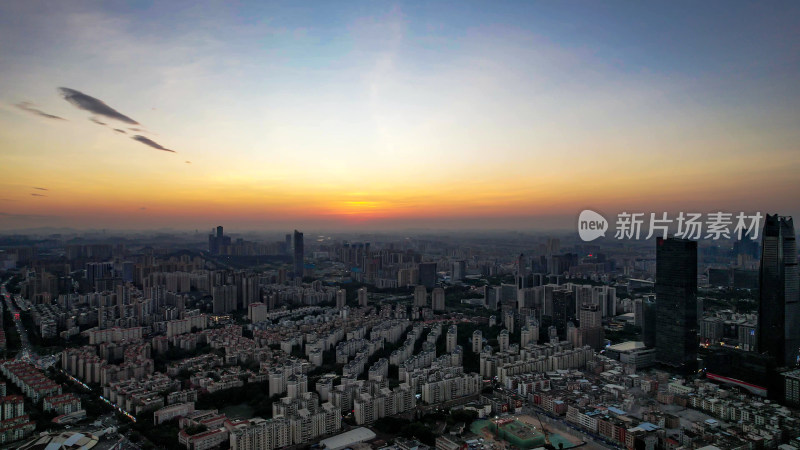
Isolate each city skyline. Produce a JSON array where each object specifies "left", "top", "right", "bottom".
[
  {"left": 2, "top": 3, "right": 800, "bottom": 448},
  {"left": 2, "top": 1, "right": 800, "bottom": 231}
]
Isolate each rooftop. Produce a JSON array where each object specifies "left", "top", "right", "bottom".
[
  {"left": 607, "top": 341, "right": 647, "bottom": 352},
  {"left": 319, "top": 427, "right": 376, "bottom": 450}
]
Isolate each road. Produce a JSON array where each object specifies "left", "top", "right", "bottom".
[
  {"left": 1, "top": 279, "right": 60, "bottom": 370},
  {"left": 2, "top": 281, "right": 40, "bottom": 363},
  {"left": 2, "top": 278, "right": 136, "bottom": 447}
]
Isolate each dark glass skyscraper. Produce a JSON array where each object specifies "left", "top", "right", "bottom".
[
  {"left": 208, "top": 225, "right": 229, "bottom": 254},
  {"left": 758, "top": 215, "right": 800, "bottom": 367},
  {"left": 642, "top": 297, "right": 657, "bottom": 348},
  {"left": 418, "top": 262, "right": 437, "bottom": 288},
  {"left": 516, "top": 253, "right": 527, "bottom": 290},
  {"left": 655, "top": 237, "right": 698, "bottom": 373},
  {"left": 293, "top": 230, "right": 304, "bottom": 279},
  {"left": 551, "top": 289, "right": 573, "bottom": 338}
]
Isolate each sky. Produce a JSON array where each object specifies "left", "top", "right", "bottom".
[{"left": 0, "top": 1, "right": 799, "bottom": 232}]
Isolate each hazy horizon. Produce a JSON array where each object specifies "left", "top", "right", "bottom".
[{"left": 2, "top": 1, "right": 799, "bottom": 231}]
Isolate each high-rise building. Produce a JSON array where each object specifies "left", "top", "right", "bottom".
[
  {"left": 248, "top": 303, "right": 268, "bottom": 323},
  {"left": 579, "top": 303, "right": 604, "bottom": 350},
  {"left": 520, "top": 326, "right": 535, "bottom": 347},
  {"left": 579, "top": 303, "right": 602, "bottom": 328},
  {"left": 593, "top": 286, "right": 617, "bottom": 318},
  {"left": 336, "top": 289, "right": 347, "bottom": 309},
  {"left": 293, "top": 230, "right": 304, "bottom": 279},
  {"left": 526, "top": 318, "right": 540, "bottom": 346},
  {"left": 516, "top": 253, "right": 527, "bottom": 290},
  {"left": 418, "top": 262, "right": 437, "bottom": 288},
  {"left": 208, "top": 230, "right": 217, "bottom": 254},
  {"left": 758, "top": 215, "right": 800, "bottom": 367},
  {"left": 548, "top": 325, "right": 558, "bottom": 344},
  {"left": 567, "top": 321, "right": 581, "bottom": 348},
  {"left": 452, "top": 260, "right": 466, "bottom": 282},
  {"left": 413, "top": 285, "right": 427, "bottom": 307},
  {"left": 446, "top": 325, "right": 458, "bottom": 353},
  {"left": 783, "top": 369, "right": 800, "bottom": 406},
  {"left": 633, "top": 299, "right": 644, "bottom": 327},
  {"left": 208, "top": 225, "right": 230, "bottom": 254},
  {"left": 357, "top": 288, "right": 368, "bottom": 307},
  {"left": 551, "top": 289, "right": 573, "bottom": 337},
  {"left": 472, "top": 330, "right": 483, "bottom": 353},
  {"left": 498, "top": 329, "right": 510, "bottom": 353},
  {"left": 213, "top": 285, "right": 238, "bottom": 314},
  {"left": 503, "top": 310, "right": 515, "bottom": 333},
  {"left": 432, "top": 287, "right": 445, "bottom": 311},
  {"left": 642, "top": 296, "right": 657, "bottom": 348},
  {"left": 655, "top": 237, "right": 698, "bottom": 373}
]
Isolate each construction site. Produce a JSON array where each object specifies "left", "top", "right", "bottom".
[{"left": 470, "top": 414, "right": 584, "bottom": 449}]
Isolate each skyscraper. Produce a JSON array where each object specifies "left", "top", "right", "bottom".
[
  {"left": 758, "top": 215, "right": 800, "bottom": 367},
  {"left": 293, "top": 230, "right": 304, "bottom": 279},
  {"left": 655, "top": 237, "right": 698, "bottom": 373},
  {"left": 551, "top": 288, "right": 573, "bottom": 337},
  {"left": 418, "top": 262, "right": 437, "bottom": 288},
  {"left": 516, "top": 253, "right": 527, "bottom": 290},
  {"left": 639, "top": 296, "right": 657, "bottom": 349},
  {"left": 579, "top": 303, "right": 604, "bottom": 350},
  {"left": 208, "top": 225, "right": 230, "bottom": 254}
]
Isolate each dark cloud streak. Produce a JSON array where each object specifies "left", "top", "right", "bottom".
[
  {"left": 131, "top": 135, "right": 175, "bottom": 153},
  {"left": 89, "top": 117, "right": 107, "bottom": 126},
  {"left": 59, "top": 87, "right": 139, "bottom": 125},
  {"left": 32, "top": 187, "right": 48, "bottom": 191},
  {"left": 15, "top": 102, "right": 66, "bottom": 120},
  {"left": 114, "top": 129, "right": 126, "bottom": 134}
]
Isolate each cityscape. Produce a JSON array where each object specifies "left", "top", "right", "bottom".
[{"left": 1, "top": 2, "right": 800, "bottom": 450}]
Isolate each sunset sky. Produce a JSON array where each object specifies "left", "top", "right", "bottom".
[{"left": 1, "top": 1, "right": 799, "bottom": 231}]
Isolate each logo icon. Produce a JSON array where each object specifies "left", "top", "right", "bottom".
[{"left": 578, "top": 210, "right": 608, "bottom": 241}]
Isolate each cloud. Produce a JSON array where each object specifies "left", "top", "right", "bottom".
[
  {"left": 59, "top": 87, "right": 139, "bottom": 124},
  {"left": 89, "top": 117, "right": 106, "bottom": 126},
  {"left": 139, "top": 207, "right": 147, "bottom": 210},
  {"left": 128, "top": 127, "right": 157, "bottom": 135},
  {"left": 131, "top": 135, "right": 175, "bottom": 153},
  {"left": 32, "top": 187, "right": 48, "bottom": 191},
  {"left": 114, "top": 129, "right": 126, "bottom": 134},
  {"left": 15, "top": 102, "right": 66, "bottom": 120},
  {"left": 185, "top": 160, "right": 191, "bottom": 164},
  {"left": 31, "top": 193, "right": 47, "bottom": 197}
]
